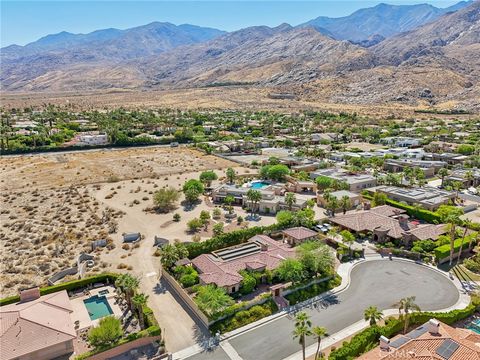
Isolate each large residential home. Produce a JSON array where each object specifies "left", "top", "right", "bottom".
[
  {"left": 381, "top": 137, "right": 422, "bottom": 148},
  {"left": 371, "top": 186, "right": 456, "bottom": 211},
  {"left": 0, "top": 289, "right": 76, "bottom": 360},
  {"left": 329, "top": 205, "right": 446, "bottom": 246},
  {"left": 446, "top": 168, "right": 480, "bottom": 188},
  {"left": 210, "top": 184, "right": 311, "bottom": 214},
  {"left": 282, "top": 227, "right": 319, "bottom": 246},
  {"left": 317, "top": 190, "right": 362, "bottom": 209},
  {"left": 424, "top": 152, "right": 469, "bottom": 166},
  {"left": 359, "top": 319, "right": 480, "bottom": 360},
  {"left": 191, "top": 235, "right": 296, "bottom": 293},
  {"left": 310, "top": 168, "right": 377, "bottom": 192},
  {"left": 383, "top": 159, "right": 446, "bottom": 177}
]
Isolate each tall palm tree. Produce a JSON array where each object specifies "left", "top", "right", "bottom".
[
  {"left": 132, "top": 293, "right": 149, "bottom": 329},
  {"left": 285, "top": 192, "right": 297, "bottom": 211},
  {"left": 438, "top": 205, "right": 464, "bottom": 266},
  {"left": 293, "top": 312, "right": 312, "bottom": 360},
  {"left": 438, "top": 168, "right": 449, "bottom": 188},
  {"left": 395, "top": 296, "right": 421, "bottom": 334},
  {"left": 339, "top": 195, "right": 351, "bottom": 215},
  {"left": 246, "top": 189, "right": 262, "bottom": 217},
  {"left": 312, "top": 326, "right": 327, "bottom": 360},
  {"left": 327, "top": 197, "right": 339, "bottom": 217},
  {"left": 364, "top": 306, "right": 383, "bottom": 326},
  {"left": 115, "top": 274, "right": 140, "bottom": 312}
]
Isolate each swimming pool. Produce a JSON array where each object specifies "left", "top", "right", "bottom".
[
  {"left": 83, "top": 295, "right": 113, "bottom": 321},
  {"left": 467, "top": 319, "right": 480, "bottom": 334},
  {"left": 250, "top": 181, "right": 270, "bottom": 189}
]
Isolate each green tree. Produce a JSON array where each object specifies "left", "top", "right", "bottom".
[
  {"left": 364, "top": 306, "right": 383, "bottom": 326},
  {"left": 153, "top": 187, "right": 180, "bottom": 212},
  {"left": 312, "top": 326, "right": 328, "bottom": 360},
  {"left": 437, "top": 205, "right": 464, "bottom": 265},
  {"left": 199, "top": 170, "right": 218, "bottom": 187},
  {"left": 339, "top": 195, "right": 351, "bottom": 214},
  {"left": 194, "top": 285, "right": 234, "bottom": 316},
  {"left": 187, "top": 218, "right": 203, "bottom": 232},
  {"left": 183, "top": 179, "right": 204, "bottom": 195},
  {"left": 297, "top": 242, "right": 334, "bottom": 276},
  {"left": 213, "top": 222, "right": 224, "bottom": 236},
  {"left": 88, "top": 316, "right": 123, "bottom": 349},
  {"left": 240, "top": 271, "right": 256, "bottom": 295},
  {"left": 173, "top": 213, "right": 181, "bottom": 222},
  {"left": 184, "top": 187, "right": 201, "bottom": 203},
  {"left": 326, "top": 197, "right": 339, "bottom": 217},
  {"left": 226, "top": 167, "right": 236, "bottom": 184},
  {"left": 246, "top": 189, "right": 262, "bottom": 216},
  {"left": 373, "top": 192, "right": 387, "bottom": 207},
  {"left": 340, "top": 230, "right": 355, "bottom": 257},
  {"left": 315, "top": 176, "right": 333, "bottom": 191},
  {"left": 285, "top": 192, "right": 297, "bottom": 211},
  {"left": 395, "top": 296, "right": 421, "bottom": 334},
  {"left": 261, "top": 164, "right": 290, "bottom": 181},
  {"left": 224, "top": 195, "right": 235, "bottom": 214},
  {"left": 457, "top": 144, "right": 475, "bottom": 155},
  {"left": 276, "top": 258, "right": 305, "bottom": 283},
  {"left": 199, "top": 210, "right": 211, "bottom": 230},
  {"left": 115, "top": 274, "right": 140, "bottom": 311},
  {"left": 438, "top": 167, "right": 449, "bottom": 188},
  {"left": 293, "top": 312, "right": 312, "bottom": 360},
  {"left": 132, "top": 293, "right": 149, "bottom": 329}
]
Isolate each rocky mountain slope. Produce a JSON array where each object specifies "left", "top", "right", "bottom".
[
  {"left": 1, "top": 1, "right": 478, "bottom": 108},
  {"left": 299, "top": 1, "right": 472, "bottom": 42}
]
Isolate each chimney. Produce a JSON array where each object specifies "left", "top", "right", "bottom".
[
  {"left": 20, "top": 287, "right": 40, "bottom": 302},
  {"left": 363, "top": 201, "right": 371, "bottom": 210},
  {"left": 428, "top": 319, "right": 440, "bottom": 335},
  {"left": 380, "top": 335, "right": 390, "bottom": 351},
  {"left": 398, "top": 215, "right": 409, "bottom": 229}
]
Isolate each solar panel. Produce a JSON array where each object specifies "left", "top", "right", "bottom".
[
  {"left": 436, "top": 339, "right": 460, "bottom": 360},
  {"left": 390, "top": 336, "right": 410, "bottom": 348},
  {"left": 407, "top": 325, "right": 428, "bottom": 340}
]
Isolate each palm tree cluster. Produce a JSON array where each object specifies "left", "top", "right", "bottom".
[{"left": 292, "top": 312, "right": 328, "bottom": 360}]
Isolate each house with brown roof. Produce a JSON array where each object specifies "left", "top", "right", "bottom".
[
  {"left": 359, "top": 319, "right": 480, "bottom": 360},
  {"left": 191, "top": 234, "right": 296, "bottom": 293},
  {"left": 329, "top": 205, "right": 446, "bottom": 246},
  {"left": 282, "top": 227, "right": 319, "bottom": 246},
  {"left": 0, "top": 289, "right": 76, "bottom": 360}
]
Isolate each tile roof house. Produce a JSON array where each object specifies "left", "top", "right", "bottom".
[
  {"left": 0, "top": 290, "right": 76, "bottom": 360},
  {"left": 329, "top": 205, "right": 446, "bottom": 246},
  {"left": 191, "top": 235, "right": 296, "bottom": 293},
  {"left": 359, "top": 319, "right": 480, "bottom": 360},
  {"left": 282, "top": 227, "right": 319, "bottom": 246}
]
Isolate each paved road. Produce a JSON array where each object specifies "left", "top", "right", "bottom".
[{"left": 185, "top": 259, "right": 459, "bottom": 360}]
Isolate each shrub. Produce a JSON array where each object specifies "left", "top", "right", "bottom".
[
  {"left": 240, "top": 272, "right": 256, "bottom": 295},
  {"left": 434, "top": 238, "right": 465, "bottom": 261},
  {"left": 153, "top": 187, "right": 180, "bottom": 212},
  {"left": 180, "top": 273, "right": 199, "bottom": 288},
  {"left": 285, "top": 276, "right": 341, "bottom": 305},
  {"left": 88, "top": 316, "right": 123, "bottom": 349}
]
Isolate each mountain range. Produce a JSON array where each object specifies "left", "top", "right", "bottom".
[{"left": 1, "top": 1, "right": 479, "bottom": 109}]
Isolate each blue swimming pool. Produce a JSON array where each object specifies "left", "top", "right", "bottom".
[
  {"left": 467, "top": 319, "right": 480, "bottom": 334},
  {"left": 83, "top": 295, "right": 113, "bottom": 321},
  {"left": 250, "top": 181, "right": 270, "bottom": 189}
]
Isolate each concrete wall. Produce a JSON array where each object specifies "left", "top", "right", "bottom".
[
  {"left": 85, "top": 336, "right": 161, "bottom": 360},
  {"left": 161, "top": 270, "right": 210, "bottom": 327},
  {"left": 16, "top": 340, "right": 74, "bottom": 360}
]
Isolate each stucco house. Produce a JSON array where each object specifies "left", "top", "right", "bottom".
[
  {"left": 0, "top": 289, "right": 76, "bottom": 360},
  {"left": 282, "top": 227, "right": 319, "bottom": 246}
]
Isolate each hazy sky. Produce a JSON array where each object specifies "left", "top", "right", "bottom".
[{"left": 1, "top": 0, "right": 461, "bottom": 47}]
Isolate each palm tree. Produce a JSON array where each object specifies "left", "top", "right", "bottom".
[
  {"left": 285, "top": 192, "right": 297, "bottom": 211},
  {"left": 226, "top": 167, "right": 236, "bottom": 184},
  {"left": 438, "top": 168, "right": 449, "bottom": 188},
  {"left": 364, "top": 306, "right": 383, "bottom": 326},
  {"left": 339, "top": 195, "right": 351, "bottom": 215},
  {"left": 465, "top": 170, "right": 474, "bottom": 187},
  {"left": 293, "top": 312, "right": 312, "bottom": 360},
  {"left": 246, "top": 189, "right": 262, "bottom": 217},
  {"left": 312, "top": 326, "right": 327, "bottom": 360},
  {"left": 327, "top": 197, "right": 339, "bottom": 217},
  {"left": 437, "top": 205, "right": 464, "bottom": 266},
  {"left": 457, "top": 220, "right": 474, "bottom": 263},
  {"left": 115, "top": 274, "right": 140, "bottom": 311},
  {"left": 132, "top": 293, "right": 149, "bottom": 329},
  {"left": 395, "top": 296, "right": 421, "bottom": 334},
  {"left": 452, "top": 181, "right": 463, "bottom": 204}
]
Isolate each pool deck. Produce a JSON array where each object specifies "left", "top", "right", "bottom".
[{"left": 70, "top": 285, "right": 123, "bottom": 330}]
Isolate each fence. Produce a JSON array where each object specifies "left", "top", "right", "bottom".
[
  {"left": 161, "top": 270, "right": 210, "bottom": 327},
  {"left": 84, "top": 336, "right": 161, "bottom": 360}
]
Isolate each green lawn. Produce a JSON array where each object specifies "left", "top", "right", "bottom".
[{"left": 452, "top": 264, "right": 480, "bottom": 282}]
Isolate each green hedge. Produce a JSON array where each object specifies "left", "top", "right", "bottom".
[
  {"left": 185, "top": 225, "right": 281, "bottom": 258},
  {"left": 328, "top": 303, "right": 478, "bottom": 360},
  {"left": 434, "top": 238, "right": 465, "bottom": 261},
  {"left": 0, "top": 273, "right": 119, "bottom": 306},
  {"left": 362, "top": 194, "right": 441, "bottom": 224},
  {"left": 285, "top": 276, "right": 342, "bottom": 305},
  {"left": 209, "top": 299, "right": 278, "bottom": 334}
]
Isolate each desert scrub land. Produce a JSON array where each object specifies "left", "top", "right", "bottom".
[
  {"left": 0, "top": 147, "right": 237, "bottom": 296},
  {"left": 0, "top": 186, "right": 122, "bottom": 296}
]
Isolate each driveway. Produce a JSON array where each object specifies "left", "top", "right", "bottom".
[{"left": 184, "top": 259, "right": 459, "bottom": 360}]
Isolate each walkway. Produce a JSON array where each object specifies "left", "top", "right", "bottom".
[{"left": 176, "top": 257, "right": 465, "bottom": 360}]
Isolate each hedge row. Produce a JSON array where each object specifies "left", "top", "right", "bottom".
[
  {"left": 0, "top": 273, "right": 119, "bottom": 306},
  {"left": 285, "top": 276, "right": 342, "bottom": 305},
  {"left": 185, "top": 224, "right": 281, "bottom": 259},
  {"left": 362, "top": 193, "right": 441, "bottom": 223},
  {"left": 434, "top": 238, "right": 466, "bottom": 261},
  {"left": 209, "top": 299, "right": 278, "bottom": 334},
  {"left": 328, "top": 302, "right": 478, "bottom": 360}
]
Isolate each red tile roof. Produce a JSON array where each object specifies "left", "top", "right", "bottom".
[
  {"left": 282, "top": 227, "right": 318, "bottom": 240},
  {"left": 0, "top": 290, "right": 76, "bottom": 360},
  {"left": 192, "top": 235, "right": 295, "bottom": 288}
]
